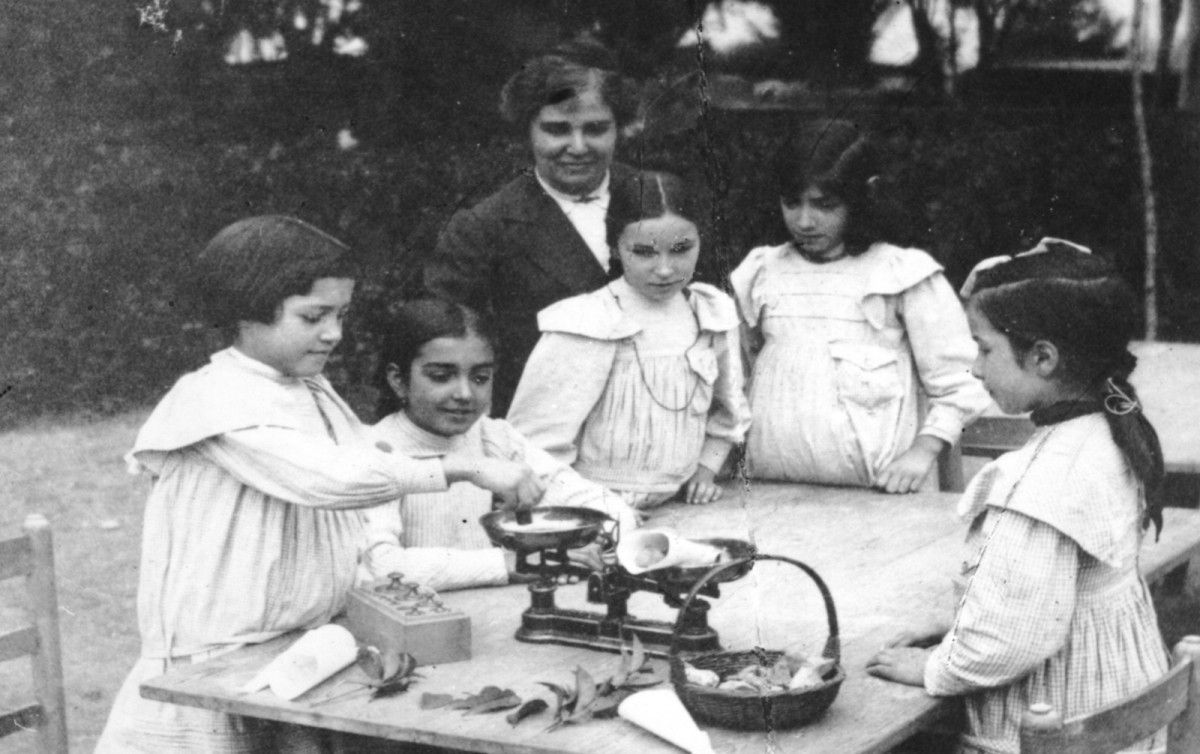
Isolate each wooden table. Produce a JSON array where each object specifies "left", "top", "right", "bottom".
[
  {"left": 946, "top": 341, "right": 1200, "bottom": 492},
  {"left": 141, "top": 483, "right": 1200, "bottom": 754},
  {"left": 1130, "top": 340, "right": 1200, "bottom": 475}
]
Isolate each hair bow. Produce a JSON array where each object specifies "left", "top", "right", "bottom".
[{"left": 959, "top": 237, "right": 1092, "bottom": 298}]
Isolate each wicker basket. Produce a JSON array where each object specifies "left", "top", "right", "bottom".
[{"left": 668, "top": 554, "right": 844, "bottom": 731}]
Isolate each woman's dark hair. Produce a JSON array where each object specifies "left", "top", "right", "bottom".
[
  {"left": 374, "top": 298, "right": 498, "bottom": 418},
  {"left": 773, "top": 119, "right": 889, "bottom": 255},
  {"left": 194, "top": 215, "right": 357, "bottom": 329},
  {"left": 604, "top": 171, "right": 707, "bottom": 276},
  {"left": 499, "top": 38, "right": 640, "bottom": 130},
  {"left": 970, "top": 243, "right": 1165, "bottom": 535}
]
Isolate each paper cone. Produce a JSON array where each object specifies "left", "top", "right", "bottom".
[
  {"left": 617, "top": 529, "right": 722, "bottom": 575},
  {"left": 243, "top": 624, "right": 358, "bottom": 701},
  {"left": 618, "top": 689, "right": 714, "bottom": 754}
]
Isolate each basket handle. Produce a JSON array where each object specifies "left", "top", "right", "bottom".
[{"left": 668, "top": 554, "right": 840, "bottom": 663}]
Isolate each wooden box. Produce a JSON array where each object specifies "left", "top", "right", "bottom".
[{"left": 343, "top": 577, "right": 471, "bottom": 665}]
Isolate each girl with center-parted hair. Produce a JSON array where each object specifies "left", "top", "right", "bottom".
[
  {"left": 359, "top": 298, "right": 639, "bottom": 592},
  {"left": 731, "top": 119, "right": 991, "bottom": 492},
  {"left": 423, "top": 39, "right": 645, "bottom": 417},
  {"left": 867, "top": 240, "right": 1170, "bottom": 754},
  {"left": 508, "top": 171, "right": 751, "bottom": 509}
]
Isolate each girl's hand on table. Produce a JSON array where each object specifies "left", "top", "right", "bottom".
[
  {"left": 865, "top": 646, "right": 932, "bottom": 687},
  {"left": 684, "top": 467, "right": 722, "bottom": 505},
  {"left": 875, "top": 436, "right": 943, "bottom": 494}
]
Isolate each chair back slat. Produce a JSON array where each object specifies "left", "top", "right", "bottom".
[
  {"left": 0, "top": 535, "right": 32, "bottom": 580},
  {"left": 0, "top": 626, "right": 39, "bottom": 664},
  {"left": 1022, "top": 661, "right": 1190, "bottom": 753},
  {"left": 961, "top": 416, "right": 1036, "bottom": 459},
  {"left": 0, "top": 704, "right": 45, "bottom": 739},
  {"left": 1021, "top": 636, "right": 1200, "bottom": 754},
  {"left": 1169, "top": 636, "right": 1200, "bottom": 753},
  {"left": 0, "top": 514, "right": 69, "bottom": 753}
]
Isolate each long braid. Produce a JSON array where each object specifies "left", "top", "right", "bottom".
[{"left": 1102, "top": 371, "right": 1165, "bottom": 536}]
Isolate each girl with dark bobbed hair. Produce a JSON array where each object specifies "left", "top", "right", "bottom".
[
  {"left": 97, "top": 217, "right": 543, "bottom": 752},
  {"left": 731, "top": 119, "right": 991, "bottom": 492}
]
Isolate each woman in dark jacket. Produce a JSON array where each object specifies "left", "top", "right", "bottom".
[{"left": 423, "top": 42, "right": 642, "bottom": 415}]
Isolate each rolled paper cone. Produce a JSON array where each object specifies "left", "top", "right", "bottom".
[
  {"left": 264, "top": 624, "right": 358, "bottom": 701},
  {"left": 618, "top": 529, "right": 723, "bottom": 575},
  {"left": 618, "top": 689, "right": 715, "bottom": 754},
  {"left": 616, "top": 529, "right": 671, "bottom": 574}
]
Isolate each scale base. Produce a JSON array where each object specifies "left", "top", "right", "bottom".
[{"left": 516, "top": 607, "right": 720, "bottom": 658}]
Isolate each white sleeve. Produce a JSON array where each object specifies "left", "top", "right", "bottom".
[
  {"left": 900, "top": 274, "right": 992, "bottom": 445},
  {"left": 507, "top": 332, "right": 614, "bottom": 466},
  {"left": 359, "top": 503, "right": 508, "bottom": 591},
  {"left": 198, "top": 426, "right": 447, "bottom": 510}
]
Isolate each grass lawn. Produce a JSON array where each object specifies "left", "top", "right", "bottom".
[
  {"left": 1, "top": 411, "right": 146, "bottom": 753},
  {"left": 1, "top": 410, "right": 1198, "bottom": 752}
]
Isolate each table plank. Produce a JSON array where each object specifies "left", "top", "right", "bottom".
[
  {"left": 141, "top": 484, "right": 1200, "bottom": 754},
  {"left": 1130, "top": 341, "right": 1200, "bottom": 476}
]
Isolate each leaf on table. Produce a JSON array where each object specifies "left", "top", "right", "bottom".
[
  {"left": 566, "top": 667, "right": 597, "bottom": 723},
  {"left": 621, "top": 667, "right": 665, "bottom": 688},
  {"left": 420, "top": 692, "right": 454, "bottom": 710},
  {"left": 507, "top": 698, "right": 549, "bottom": 726},
  {"left": 446, "top": 687, "right": 499, "bottom": 710},
  {"left": 465, "top": 691, "right": 522, "bottom": 715},
  {"left": 370, "top": 675, "right": 417, "bottom": 701},
  {"left": 629, "top": 634, "right": 647, "bottom": 673},
  {"left": 589, "top": 687, "right": 635, "bottom": 719},
  {"left": 538, "top": 680, "right": 575, "bottom": 717}
]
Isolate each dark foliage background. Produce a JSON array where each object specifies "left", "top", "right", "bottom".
[{"left": 3, "top": 1, "right": 1199, "bottom": 430}]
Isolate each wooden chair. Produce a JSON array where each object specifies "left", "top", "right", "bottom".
[
  {"left": 1, "top": 514, "right": 68, "bottom": 753},
  {"left": 1020, "top": 635, "right": 1200, "bottom": 753}
]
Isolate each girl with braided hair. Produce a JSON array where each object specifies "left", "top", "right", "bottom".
[{"left": 867, "top": 239, "right": 1169, "bottom": 754}]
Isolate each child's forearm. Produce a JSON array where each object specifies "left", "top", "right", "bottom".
[{"left": 203, "top": 429, "right": 447, "bottom": 509}]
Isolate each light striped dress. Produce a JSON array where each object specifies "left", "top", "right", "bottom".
[
  {"left": 508, "top": 281, "right": 751, "bottom": 507},
  {"left": 925, "top": 414, "right": 1169, "bottom": 754},
  {"left": 360, "top": 412, "right": 635, "bottom": 590},
  {"left": 729, "top": 242, "right": 989, "bottom": 486},
  {"left": 95, "top": 348, "right": 448, "bottom": 753}
]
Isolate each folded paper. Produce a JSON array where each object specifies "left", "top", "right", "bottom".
[
  {"left": 616, "top": 529, "right": 723, "bottom": 575},
  {"left": 618, "top": 688, "right": 715, "bottom": 754},
  {"left": 240, "top": 624, "right": 357, "bottom": 700}
]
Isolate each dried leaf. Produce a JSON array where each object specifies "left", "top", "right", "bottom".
[
  {"left": 507, "top": 698, "right": 549, "bottom": 726},
  {"left": 357, "top": 645, "right": 386, "bottom": 681},
  {"left": 420, "top": 693, "right": 454, "bottom": 710},
  {"left": 538, "top": 680, "right": 575, "bottom": 717},
  {"left": 629, "top": 634, "right": 647, "bottom": 672},
  {"left": 590, "top": 688, "right": 635, "bottom": 719},
  {"left": 466, "top": 691, "right": 522, "bottom": 715},
  {"left": 568, "top": 667, "right": 597, "bottom": 722},
  {"left": 621, "top": 667, "right": 665, "bottom": 688},
  {"left": 370, "top": 676, "right": 416, "bottom": 701}
]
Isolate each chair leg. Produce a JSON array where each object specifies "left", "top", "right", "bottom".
[
  {"left": 25, "top": 515, "right": 68, "bottom": 754},
  {"left": 1162, "top": 563, "right": 1191, "bottom": 596},
  {"left": 937, "top": 442, "right": 965, "bottom": 493},
  {"left": 1170, "top": 636, "right": 1200, "bottom": 753}
]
